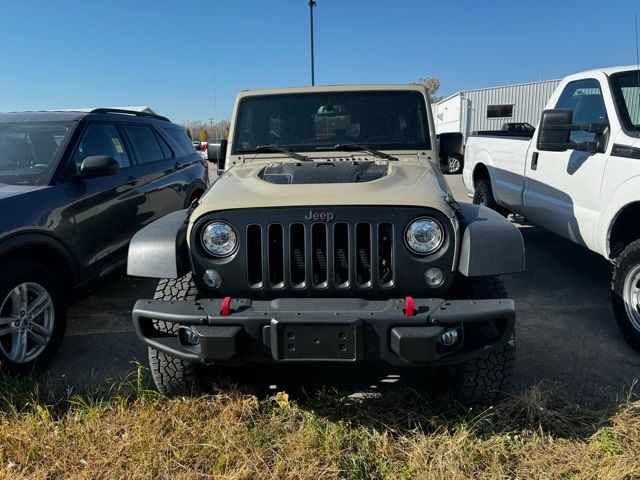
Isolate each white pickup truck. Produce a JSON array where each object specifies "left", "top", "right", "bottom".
[{"left": 463, "top": 65, "right": 640, "bottom": 351}]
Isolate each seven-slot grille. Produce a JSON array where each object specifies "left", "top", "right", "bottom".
[{"left": 246, "top": 222, "right": 395, "bottom": 291}]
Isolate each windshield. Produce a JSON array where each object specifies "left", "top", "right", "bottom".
[
  {"left": 0, "top": 122, "right": 72, "bottom": 186},
  {"left": 232, "top": 90, "right": 430, "bottom": 153},
  {"left": 610, "top": 71, "right": 640, "bottom": 134}
]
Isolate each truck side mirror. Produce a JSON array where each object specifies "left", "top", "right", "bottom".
[
  {"left": 207, "top": 139, "right": 228, "bottom": 166},
  {"left": 537, "top": 109, "right": 573, "bottom": 152}
]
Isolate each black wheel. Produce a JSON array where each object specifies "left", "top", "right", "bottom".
[
  {"left": 445, "top": 156, "right": 463, "bottom": 175},
  {"left": 611, "top": 240, "right": 640, "bottom": 352},
  {"left": 0, "top": 260, "right": 66, "bottom": 375},
  {"left": 472, "top": 179, "right": 509, "bottom": 216},
  {"left": 449, "top": 275, "right": 515, "bottom": 405},
  {"left": 148, "top": 274, "right": 206, "bottom": 396}
]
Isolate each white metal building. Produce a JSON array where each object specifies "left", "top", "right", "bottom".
[{"left": 433, "top": 79, "right": 561, "bottom": 140}]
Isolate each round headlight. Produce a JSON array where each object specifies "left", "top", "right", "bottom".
[
  {"left": 405, "top": 218, "right": 444, "bottom": 255},
  {"left": 201, "top": 221, "right": 237, "bottom": 257}
]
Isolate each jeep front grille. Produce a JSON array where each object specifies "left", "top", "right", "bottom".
[{"left": 246, "top": 221, "right": 395, "bottom": 291}]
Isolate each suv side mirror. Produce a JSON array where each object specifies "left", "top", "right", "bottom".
[
  {"left": 207, "top": 139, "right": 228, "bottom": 165},
  {"left": 437, "top": 132, "right": 464, "bottom": 172},
  {"left": 79, "top": 156, "right": 120, "bottom": 177},
  {"left": 537, "top": 109, "right": 608, "bottom": 153}
]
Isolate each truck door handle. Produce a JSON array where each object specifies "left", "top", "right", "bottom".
[
  {"left": 531, "top": 152, "right": 539, "bottom": 171},
  {"left": 126, "top": 176, "right": 138, "bottom": 186}
]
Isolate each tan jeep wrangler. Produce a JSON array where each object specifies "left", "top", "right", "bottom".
[{"left": 128, "top": 85, "right": 525, "bottom": 403}]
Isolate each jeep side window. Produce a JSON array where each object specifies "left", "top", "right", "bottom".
[
  {"left": 123, "top": 124, "right": 170, "bottom": 164},
  {"left": 73, "top": 123, "right": 131, "bottom": 169},
  {"left": 555, "top": 79, "right": 607, "bottom": 144}
]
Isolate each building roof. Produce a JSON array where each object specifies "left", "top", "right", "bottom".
[{"left": 437, "top": 78, "right": 561, "bottom": 105}]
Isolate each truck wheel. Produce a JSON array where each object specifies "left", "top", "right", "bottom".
[
  {"left": 450, "top": 275, "right": 515, "bottom": 405},
  {"left": 0, "top": 260, "right": 66, "bottom": 375},
  {"left": 473, "top": 179, "right": 509, "bottom": 217},
  {"left": 611, "top": 240, "right": 640, "bottom": 352},
  {"left": 148, "top": 274, "right": 206, "bottom": 396}
]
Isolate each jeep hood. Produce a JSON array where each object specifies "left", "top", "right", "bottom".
[{"left": 191, "top": 160, "right": 454, "bottom": 222}]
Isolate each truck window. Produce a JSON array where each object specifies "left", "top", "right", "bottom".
[
  {"left": 609, "top": 70, "right": 640, "bottom": 135},
  {"left": 555, "top": 79, "right": 607, "bottom": 144}
]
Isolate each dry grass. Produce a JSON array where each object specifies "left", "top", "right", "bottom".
[{"left": 0, "top": 369, "right": 638, "bottom": 480}]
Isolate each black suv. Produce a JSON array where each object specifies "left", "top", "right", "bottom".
[{"left": 0, "top": 109, "right": 209, "bottom": 373}]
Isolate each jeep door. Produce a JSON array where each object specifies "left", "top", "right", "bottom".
[
  {"left": 120, "top": 124, "right": 189, "bottom": 221},
  {"left": 63, "top": 122, "right": 151, "bottom": 278}
]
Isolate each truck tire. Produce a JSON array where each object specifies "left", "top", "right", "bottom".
[
  {"left": 148, "top": 274, "right": 206, "bottom": 396},
  {"left": 611, "top": 240, "right": 640, "bottom": 352},
  {"left": 450, "top": 275, "right": 515, "bottom": 405},
  {"left": 0, "top": 260, "right": 67, "bottom": 375},
  {"left": 473, "top": 179, "right": 509, "bottom": 217},
  {"left": 445, "top": 156, "right": 463, "bottom": 175}
]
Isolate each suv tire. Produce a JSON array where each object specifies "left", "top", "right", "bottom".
[
  {"left": 148, "top": 274, "right": 206, "bottom": 396},
  {"left": 0, "top": 260, "right": 66, "bottom": 374},
  {"left": 611, "top": 240, "right": 640, "bottom": 351},
  {"left": 473, "top": 179, "right": 509, "bottom": 217},
  {"left": 450, "top": 275, "right": 515, "bottom": 404}
]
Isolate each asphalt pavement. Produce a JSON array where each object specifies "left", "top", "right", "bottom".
[{"left": 41, "top": 174, "right": 640, "bottom": 401}]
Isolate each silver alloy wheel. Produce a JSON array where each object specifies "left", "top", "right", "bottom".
[
  {"left": 0, "top": 282, "right": 55, "bottom": 364},
  {"left": 448, "top": 156, "right": 461, "bottom": 174},
  {"left": 623, "top": 264, "right": 640, "bottom": 332}
]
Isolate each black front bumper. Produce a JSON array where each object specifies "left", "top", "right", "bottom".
[{"left": 132, "top": 297, "right": 515, "bottom": 367}]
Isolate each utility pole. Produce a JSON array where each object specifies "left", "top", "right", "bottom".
[{"left": 309, "top": 0, "right": 316, "bottom": 86}]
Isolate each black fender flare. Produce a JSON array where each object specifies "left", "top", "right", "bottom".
[
  {"left": 127, "top": 210, "right": 190, "bottom": 279},
  {"left": 457, "top": 203, "right": 525, "bottom": 276}
]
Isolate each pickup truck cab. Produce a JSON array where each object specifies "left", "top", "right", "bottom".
[{"left": 463, "top": 65, "right": 640, "bottom": 351}]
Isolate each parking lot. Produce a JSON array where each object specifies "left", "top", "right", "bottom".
[{"left": 43, "top": 174, "right": 640, "bottom": 401}]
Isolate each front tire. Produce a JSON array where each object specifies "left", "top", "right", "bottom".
[
  {"left": 148, "top": 274, "right": 206, "bottom": 396},
  {"left": 449, "top": 275, "right": 515, "bottom": 405},
  {"left": 473, "top": 179, "right": 509, "bottom": 217},
  {"left": 0, "top": 260, "right": 66, "bottom": 375},
  {"left": 611, "top": 240, "right": 640, "bottom": 352}
]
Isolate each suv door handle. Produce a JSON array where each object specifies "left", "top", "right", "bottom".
[
  {"left": 173, "top": 161, "right": 181, "bottom": 171},
  {"left": 126, "top": 176, "right": 139, "bottom": 186}
]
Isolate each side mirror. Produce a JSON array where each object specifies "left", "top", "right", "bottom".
[
  {"left": 537, "top": 109, "right": 608, "bottom": 153},
  {"left": 207, "top": 139, "right": 228, "bottom": 165},
  {"left": 537, "top": 109, "right": 573, "bottom": 152},
  {"left": 79, "top": 156, "right": 119, "bottom": 177},
  {"left": 437, "top": 132, "right": 464, "bottom": 158}
]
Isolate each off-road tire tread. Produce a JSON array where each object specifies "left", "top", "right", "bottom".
[
  {"left": 452, "top": 275, "right": 515, "bottom": 404},
  {"left": 148, "top": 274, "right": 204, "bottom": 396},
  {"left": 611, "top": 239, "right": 640, "bottom": 352}
]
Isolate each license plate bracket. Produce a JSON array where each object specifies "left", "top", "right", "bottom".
[{"left": 270, "top": 319, "right": 362, "bottom": 362}]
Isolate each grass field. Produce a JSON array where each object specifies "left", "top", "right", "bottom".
[{"left": 0, "top": 368, "right": 638, "bottom": 480}]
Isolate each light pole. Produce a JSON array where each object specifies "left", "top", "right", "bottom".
[{"left": 309, "top": 0, "right": 316, "bottom": 86}]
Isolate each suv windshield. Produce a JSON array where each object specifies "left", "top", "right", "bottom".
[
  {"left": 233, "top": 90, "right": 430, "bottom": 153},
  {"left": 0, "top": 122, "right": 72, "bottom": 186},
  {"left": 610, "top": 71, "right": 640, "bottom": 135}
]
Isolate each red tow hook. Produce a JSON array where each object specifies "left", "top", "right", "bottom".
[
  {"left": 221, "top": 296, "right": 232, "bottom": 316},
  {"left": 404, "top": 296, "right": 415, "bottom": 317}
]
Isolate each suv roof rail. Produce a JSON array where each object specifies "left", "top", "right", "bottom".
[{"left": 89, "top": 108, "right": 170, "bottom": 122}]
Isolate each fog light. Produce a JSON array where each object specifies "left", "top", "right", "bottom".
[
  {"left": 183, "top": 328, "right": 200, "bottom": 346},
  {"left": 424, "top": 267, "right": 444, "bottom": 287},
  {"left": 203, "top": 269, "right": 222, "bottom": 289},
  {"left": 438, "top": 328, "right": 459, "bottom": 346}
]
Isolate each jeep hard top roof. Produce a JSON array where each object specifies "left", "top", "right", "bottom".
[{"left": 236, "top": 83, "right": 428, "bottom": 98}]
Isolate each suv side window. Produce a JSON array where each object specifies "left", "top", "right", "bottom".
[
  {"left": 555, "top": 79, "right": 608, "bottom": 144},
  {"left": 73, "top": 123, "right": 131, "bottom": 169},
  {"left": 123, "top": 124, "right": 171, "bottom": 164},
  {"left": 163, "top": 127, "right": 197, "bottom": 155}
]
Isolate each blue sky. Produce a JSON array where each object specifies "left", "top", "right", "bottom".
[{"left": 0, "top": 0, "right": 638, "bottom": 123}]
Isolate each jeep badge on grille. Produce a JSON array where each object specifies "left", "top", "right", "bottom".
[{"left": 304, "top": 210, "right": 335, "bottom": 222}]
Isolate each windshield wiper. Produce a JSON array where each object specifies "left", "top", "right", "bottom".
[
  {"left": 319, "top": 144, "right": 398, "bottom": 161},
  {"left": 240, "top": 145, "right": 309, "bottom": 161}
]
